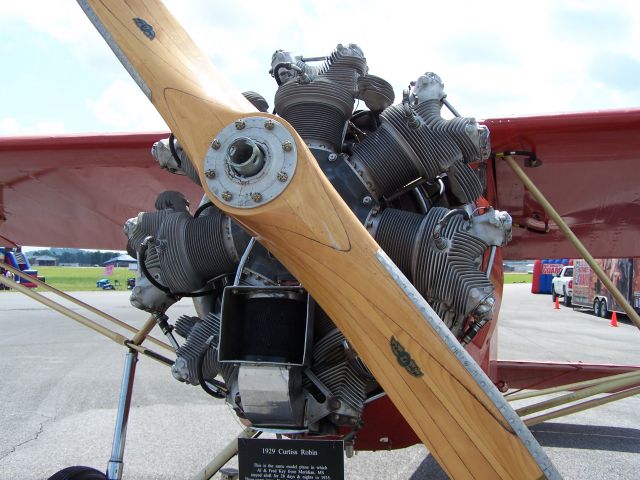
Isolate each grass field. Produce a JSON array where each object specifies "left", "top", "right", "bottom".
[
  {"left": 503, "top": 273, "right": 533, "bottom": 284},
  {"left": 34, "top": 266, "right": 136, "bottom": 291},
  {"left": 2, "top": 266, "right": 532, "bottom": 291}
]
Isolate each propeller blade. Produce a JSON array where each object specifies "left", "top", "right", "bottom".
[{"left": 78, "top": 1, "right": 558, "bottom": 478}]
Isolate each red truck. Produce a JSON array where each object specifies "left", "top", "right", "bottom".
[{"left": 571, "top": 258, "right": 640, "bottom": 318}]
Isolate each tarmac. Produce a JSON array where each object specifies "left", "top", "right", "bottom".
[{"left": 0, "top": 284, "right": 638, "bottom": 479}]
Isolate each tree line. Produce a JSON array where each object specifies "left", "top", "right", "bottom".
[{"left": 28, "top": 249, "right": 122, "bottom": 266}]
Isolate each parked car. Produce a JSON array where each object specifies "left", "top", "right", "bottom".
[
  {"left": 551, "top": 266, "right": 573, "bottom": 306},
  {"left": 96, "top": 278, "right": 116, "bottom": 290}
]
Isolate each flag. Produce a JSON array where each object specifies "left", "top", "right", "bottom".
[{"left": 104, "top": 264, "right": 114, "bottom": 276}]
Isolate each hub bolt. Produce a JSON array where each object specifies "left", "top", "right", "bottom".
[
  {"left": 282, "top": 141, "right": 293, "bottom": 152},
  {"left": 251, "top": 192, "right": 263, "bottom": 203},
  {"left": 221, "top": 191, "right": 233, "bottom": 201},
  {"left": 211, "top": 139, "right": 221, "bottom": 150},
  {"left": 235, "top": 120, "right": 246, "bottom": 130},
  {"left": 205, "top": 169, "right": 216, "bottom": 179},
  {"left": 264, "top": 120, "right": 275, "bottom": 130},
  {"left": 277, "top": 171, "right": 288, "bottom": 182}
]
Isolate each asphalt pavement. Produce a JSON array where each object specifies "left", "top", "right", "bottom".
[{"left": 0, "top": 284, "right": 638, "bottom": 479}]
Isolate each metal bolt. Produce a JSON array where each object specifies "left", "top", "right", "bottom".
[
  {"left": 221, "top": 191, "right": 233, "bottom": 201},
  {"left": 211, "top": 139, "right": 221, "bottom": 150},
  {"left": 328, "top": 153, "right": 338, "bottom": 162},
  {"left": 362, "top": 196, "right": 372, "bottom": 206},
  {"left": 366, "top": 220, "right": 374, "bottom": 228},
  {"left": 276, "top": 171, "right": 288, "bottom": 182},
  {"left": 251, "top": 192, "right": 263, "bottom": 203},
  {"left": 235, "top": 120, "right": 245, "bottom": 130},
  {"left": 264, "top": 119, "right": 275, "bottom": 130},
  {"left": 205, "top": 169, "right": 216, "bottom": 179},
  {"left": 282, "top": 141, "right": 293, "bottom": 152}
]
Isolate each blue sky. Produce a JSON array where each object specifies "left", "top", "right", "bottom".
[{"left": 1, "top": 0, "right": 639, "bottom": 136}]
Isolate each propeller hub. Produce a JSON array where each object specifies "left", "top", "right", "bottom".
[
  {"left": 203, "top": 116, "right": 297, "bottom": 208},
  {"left": 226, "top": 137, "right": 265, "bottom": 177}
]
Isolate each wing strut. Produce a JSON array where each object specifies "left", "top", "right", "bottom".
[{"left": 499, "top": 154, "right": 640, "bottom": 331}]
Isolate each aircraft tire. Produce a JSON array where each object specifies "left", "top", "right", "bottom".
[
  {"left": 600, "top": 299, "right": 610, "bottom": 319},
  {"left": 47, "top": 466, "right": 107, "bottom": 480}
]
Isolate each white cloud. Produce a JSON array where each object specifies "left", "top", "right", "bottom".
[
  {"left": 0, "top": 117, "right": 66, "bottom": 135},
  {"left": 159, "top": 0, "right": 640, "bottom": 117},
  {"left": 2, "top": 1, "right": 88, "bottom": 42},
  {"left": 85, "top": 80, "right": 168, "bottom": 132},
  {"left": 4, "top": 0, "right": 640, "bottom": 133}
]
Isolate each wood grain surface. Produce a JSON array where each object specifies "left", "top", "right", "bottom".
[{"left": 78, "top": 1, "right": 557, "bottom": 478}]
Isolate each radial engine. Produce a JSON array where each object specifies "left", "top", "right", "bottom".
[{"left": 123, "top": 44, "right": 512, "bottom": 436}]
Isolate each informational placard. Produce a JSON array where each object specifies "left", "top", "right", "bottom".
[{"left": 238, "top": 438, "right": 344, "bottom": 480}]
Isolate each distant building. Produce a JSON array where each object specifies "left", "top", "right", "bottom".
[
  {"left": 33, "top": 255, "right": 57, "bottom": 266},
  {"left": 102, "top": 254, "right": 136, "bottom": 268},
  {"left": 503, "top": 260, "right": 534, "bottom": 273}
]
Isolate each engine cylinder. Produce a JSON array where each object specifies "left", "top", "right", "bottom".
[
  {"left": 318, "top": 44, "right": 368, "bottom": 93},
  {"left": 350, "top": 101, "right": 486, "bottom": 203},
  {"left": 125, "top": 210, "right": 170, "bottom": 258},
  {"left": 275, "top": 79, "right": 354, "bottom": 150},
  {"left": 147, "top": 210, "right": 247, "bottom": 294},
  {"left": 374, "top": 207, "right": 494, "bottom": 331}
]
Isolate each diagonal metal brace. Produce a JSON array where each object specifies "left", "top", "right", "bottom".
[{"left": 501, "top": 154, "right": 640, "bottom": 331}]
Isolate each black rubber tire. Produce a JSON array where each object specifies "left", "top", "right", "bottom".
[
  {"left": 47, "top": 466, "right": 107, "bottom": 480},
  {"left": 600, "top": 300, "right": 610, "bottom": 319},
  {"left": 593, "top": 300, "right": 600, "bottom": 316},
  {"left": 563, "top": 288, "right": 571, "bottom": 307}
]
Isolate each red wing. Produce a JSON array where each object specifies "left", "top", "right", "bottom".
[
  {"left": 0, "top": 133, "right": 202, "bottom": 249},
  {"left": 3, "top": 107, "right": 638, "bottom": 255},
  {"left": 486, "top": 108, "right": 640, "bottom": 260}
]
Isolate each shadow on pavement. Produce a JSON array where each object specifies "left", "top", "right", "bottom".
[
  {"left": 530, "top": 422, "right": 640, "bottom": 452},
  {"left": 408, "top": 422, "right": 640, "bottom": 479},
  {"left": 408, "top": 454, "right": 448, "bottom": 480}
]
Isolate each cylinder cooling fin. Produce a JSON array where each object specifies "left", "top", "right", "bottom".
[{"left": 374, "top": 207, "right": 501, "bottom": 336}]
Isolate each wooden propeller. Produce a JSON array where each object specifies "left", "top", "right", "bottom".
[{"left": 77, "top": 1, "right": 558, "bottom": 478}]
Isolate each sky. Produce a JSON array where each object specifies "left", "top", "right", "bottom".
[{"left": 1, "top": 0, "right": 640, "bottom": 137}]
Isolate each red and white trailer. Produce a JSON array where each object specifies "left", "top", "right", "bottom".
[{"left": 572, "top": 258, "right": 640, "bottom": 317}]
